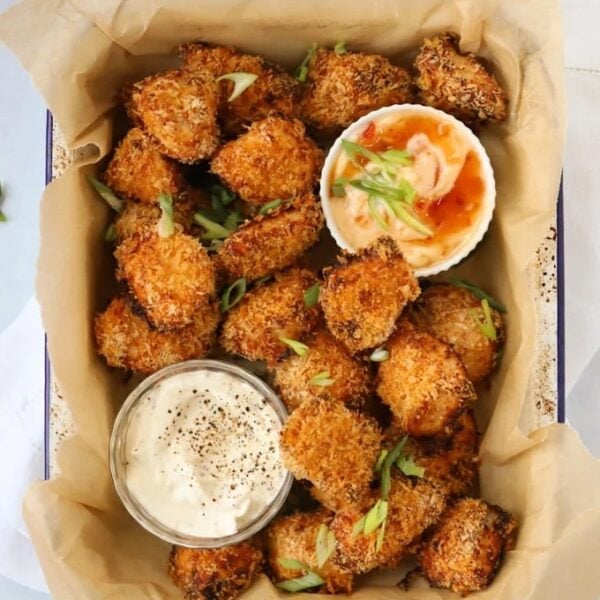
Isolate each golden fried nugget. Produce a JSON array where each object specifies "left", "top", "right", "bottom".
[
  {"left": 264, "top": 508, "right": 353, "bottom": 594},
  {"left": 408, "top": 283, "right": 505, "bottom": 383},
  {"left": 94, "top": 296, "right": 218, "bottom": 374},
  {"left": 220, "top": 268, "right": 320, "bottom": 366},
  {"left": 414, "top": 33, "right": 508, "bottom": 124},
  {"left": 331, "top": 476, "right": 446, "bottom": 574},
  {"left": 115, "top": 232, "right": 216, "bottom": 330},
  {"left": 280, "top": 398, "right": 382, "bottom": 512},
  {"left": 102, "top": 127, "right": 185, "bottom": 204},
  {"left": 273, "top": 329, "right": 371, "bottom": 412},
  {"left": 300, "top": 49, "right": 412, "bottom": 134},
  {"left": 180, "top": 43, "right": 301, "bottom": 135},
  {"left": 418, "top": 498, "right": 517, "bottom": 595},
  {"left": 125, "top": 69, "right": 219, "bottom": 163},
  {"left": 215, "top": 194, "right": 323, "bottom": 283},
  {"left": 320, "top": 237, "right": 420, "bottom": 354},
  {"left": 210, "top": 116, "right": 323, "bottom": 206},
  {"left": 388, "top": 411, "right": 479, "bottom": 496},
  {"left": 377, "top": 320, "right": 476, "bottom": 437},
  {"left": 169, "top": 541, "right": 263, "bottom": 600}
]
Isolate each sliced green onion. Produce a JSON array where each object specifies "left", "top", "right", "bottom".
[
  {"left": 448, "top": 278, "right": 507, "bottom": 313},
  {"left": 258, "top": 199, "right": 282, "bottom": 215},
  {"left": 334, "top": 40, "right": 347, "bottom": 54},
  {"left": 386, "top": 199, "right": 433, "bottom": 236},
  {"left": 157, "top": 192, "right": 175, "bottom": 238},
  {"left": 303, "top": 282, "right": 320, "bottom": 308},
  {"left": 216, "top": 72, "right": 258, "bottom": 101},
  {"left": 369, "top": 347, "right": 389, "bottom": 362},
  {"left": 206, "top": 239, "right": 223, "bottom": 254},
  {"left": 223, "top": 206, "right": 243, "bottom": 231},
  {"left": 332, "top": 178, "right": 349, "bottom": 197},
  {"left": 396, "top": 454, "right": 425, "bottom": 478},
  {"left": 276, "top": 571, "right": 325, "bottom": 593},
  {"left": 279, "top": 337, "right": 309, "bottom": 357},
  {"left": 381, "top": 436, "right": 409, "bottom": 499},
  {"left": 368, "top": 196, "right": 390, "bottom": 230},
  {"left": 194, "top": 212, "right": 232, "bottom": 240},
  {"left": 363, "top": 499, "right": 388, "bottom": 535},
  {"left": 470, "top": 298, "right": 497, "bottom": 341},
  {"left": 310, "top": 370, "right": 335, "bottom": 387},
  {"left": 87, "top": 175, "right": 124, "bottom": 212},
  {"left": 220, "top": 278, "right": 246, "bottom": 312},
  {"left": 295, "top": 42, "right": 318, "bottom": 82},
  {"left": 316, "top": 524, "right": 336, "bottom": 568},
  {"left": 211, "top": 183, "right": 236, "bottom": 208},
  {"left": 375, "top": 516, "right": 387, "bottom": 552},
  {"left": 277, "top": 558, "right": 309, "bottom": 572},
  {"left": 380, "top": 149, "right": 412, "bottom": 166},
  {"left": 342, "top": 139, "right": 382, "bottom": 168},
  {"left": 351, "top": 515, "right": 366, "bottom": 538},
  {"left": 396, "top": 178, "right": 417, "bottom": 204},
  {"left": 104, "top": 223, "right": 117, "bottom": 243},
  {"left": 375, "top": 449, "right": 388, "bottom": 472},
  {"left": 254, "top": 275, "right": 273, "bottom": 286}
]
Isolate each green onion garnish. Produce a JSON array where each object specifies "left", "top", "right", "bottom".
[
  {"left": 369, "top": 347, "right": 389, "bottom": 362},
  {"left": 88, "top": 175, "right": 124, "bottom": 212},
  {"left": 295, "top": 42, "right": 318, "bottom": 82},
  {"left": 386, "top": 198, "right": 433, "bottom": 236},
  {"left": 470, "top": 298, "right": 498, "bottom": 341},
  {"left": 157, "top": 192, "right": 175, "bottom": 238},
  {"left": 254, "top": 275, "right": 273, "bottom": 286},
  {"left": 258, "top": 199, "right": 282, "bottom": 216},
  {"left": 375, "top": 517, "right": 387, "bottom": 552},
  {"left": 223, "top": 206, "right": 243, "bottom": 231},
  {"left": 277, "top": 558, "right": 309, "bottom": 571},
  {"left": 303, "top": 282, "right": 320, "bottom": 307},
  {"left": 368, "top": 196, "right": 390, "bottom": 230},
  {"left": 351, "top": 515, "right": 366, "bottom": 538},
  {"left": 104, "top": 223, "right": 117, "bottom": 243},
  {"left": 216, "top": 72, "right": 258, "bottom": 101},
  {"left": 276, "top": 571, "right": 325, "bottom": 593},
  {"left": 334, "top": 41, "right": 347, "bottom": 54},
  {"left": 363, "top": 498, "right": 388, "bottom": 535},
  {"left": 316, "top": 524, "right": 336, "bottom": 568},
  {"left": 396, "top": 454, "right": 425, "bottom": 478},
  {"left": 448, "top": 278, "right": 507, "bottom": 313},
  {"left": 279, "top": 337, "right": 309, "bottom": 357},
  {"left": 381, "top": 436, "right": 409, "bottom": 499},
  {"left": 380, "top": 149, "right": 412, "bottom": 166},
  {"left": 220, "top": 278, "right": 246, "bottom": 312},
  {"left": 194, "top": 212, "right": 232, "bottom": 240},
  {"left": 310, "top": 371, "right": 335, "bottom": 387},
  {"left": 374, "top": 449, "right": 388, "bottom": 472},
  {"left": 211, "top": 183, "right": 236, "bottom": 208}
]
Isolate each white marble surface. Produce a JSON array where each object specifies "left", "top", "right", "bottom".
[{"left": 0, "top": 0, "right": 599, "bottom": 597}]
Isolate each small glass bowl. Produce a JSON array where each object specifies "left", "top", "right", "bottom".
[{"left": 109, "top": 359, "right": 293, "bottom": 548}]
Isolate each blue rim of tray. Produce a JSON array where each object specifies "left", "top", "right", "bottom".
[{"left": 41, "top": 111, "right": 567, "bottom": 480}]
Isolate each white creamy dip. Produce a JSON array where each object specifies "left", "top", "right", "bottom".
[{"left": 122, "top": 369, "right": 286, "bottom": 538}]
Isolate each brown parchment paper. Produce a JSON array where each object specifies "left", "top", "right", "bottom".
[{"left": 1, "top": 0, "right": 599, "bottom": 598}]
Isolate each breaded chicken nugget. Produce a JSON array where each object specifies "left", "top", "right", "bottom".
[
  {"left": 95, "top": 296, "right": 218, "bottom": 374},
  {"left": 408, "top": 283, "right": 505, "bottom": 383},
  {"left": 264, "top": 508, "right": 353, "bottom": 594},
  {"left": 300, "top": 49, "right": 412, "bottom": 134},
  {"left": 180, "top": 43, "right": 301, "bottom": 135},
  {"left": 388, "top": 411, "right": 479, "bottom": 496},
  {"left": 169, "top": 541, "right": 263, "bottom": 600},
  {"left": 125, "top": 69, "right": 219, "bottom": 163},
  {"left": 414, "top": 33, "right": 508, "bottom": 124},
  {"left": 320, "top": 237, "right": 420, "bottom": 354},
  {"left": 418, "top": 498, "right": 517, "bottom": 595},
  {"left": 273, "top": 329, "right": 371, "bottom": 412},
  {"left": 210, "top": 116, "right": 323, "bottom": 206},
  {"left": 331, "top": 476, "right": 446, "bottom": 574},
  {"left": 115, "top": 232, "right": 216, "bottom": 330},
  {"left": 102, "top": 127, "right": 185, "bottom": 204},
  {"left": 377, "top": 320, "right": 476, "bottom": 437},
  {"left": 215, "top": 194, "right": 323, "bottom": 283},
  {"left": 220, "top": 268, "right": 320, "bottom": 366},
  {"left": 280, "top": 398, "right": 382, "bottom": 512}
]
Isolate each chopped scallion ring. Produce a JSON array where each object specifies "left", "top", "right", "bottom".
[
  {"left": 220, "top": 278, "right": 247, "bottom": 312},
  {"left": 254, "top": 275, "right": 273, "bottom": 286},
  {"left": 351, "top": 515, "right": 366, "bottom": 538},
  {"left": 448, "top": 278, "right": 507, "bottom": 313},
  {"left": 374, "top": 449, "right": 388, "bottom": 472},
  {"left": 258, "top": 199, "right": 282, "bottom": 215},
  {"left": 316, "top": 524, "right": 336, "bottom": 568},
  {"left": 216, "top": 72, "right": 258, "bottom": 101},
  {"left": 375, "top": 516, "right": 387, "bottom": 552},
  {"left": 380, "top": 436, "right": 408, "bottom": 499},
  {"left": 332, "top": 178, "right": 349, "bottom": 197},
  {"left": 303, "top": 282, "right": 320, "bottom": 307},
  {"left": 277, "top": 558, "right": 309, "bottom": 571},
  {"left": 368, "top": 196, "right": 390, "bottom": 230},
  {"left": 87, "top": 175, "right": 124, "bottom": 212},
  {"left": 334, "top": 40, "right": 347, "bottom": 54},
  {"left": 279, "top": 336, "right": 309, "bottom": 357},
  {"left": 380, "top": 149, "right": 412, "bottom": 166},
  {"left": 310, "top": 370, "right": 335, "bottom": 387},
  {"left": 194, "top": 212, "right": 232, "bottom": 240},
  {"left": 396, "top": 454, "right": 425, "bottom": 478},
  {"left": 369, "top": 347, "right": 389, "bottom": 362},
  {"left": 157, "top": 192, "right": 175, "bottom": 238},
  {"left": 295, "top": 42, "right": 318, "bottom": 82},
  {"left": 363, "top": 499, "right": 388, "bottom": 535},
  {"left": 470, "top": 298, "right": 498, "bottom": 341},
  {"left": 276, "top": 571, "right": 325, "bottom": 593},
  {"left": 104, "top": 223, "right": 117, "bottom": 243}
]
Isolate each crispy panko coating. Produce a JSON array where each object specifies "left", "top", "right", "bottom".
[
  {"left": 280, "top": 398, "right": 382, "bottom": 512},
  {"left": 220, "top": 268, "right": 320, "bottom": 366},
  {"left": 115, "top": 232, "right": 216, "bottom": 330},
  {"left": 418, "top": 498, "right": 517, "bottom": 595},
  {"left": 102, "top": 127, "right": 185, "bottom": 204},
  {"left": 300, "top": 48, "right": 412, "bottom": 134},
  {"left": 125, "top": 69, "right": 219, "bottom": 163},
  {"left": 377, "top": 320, "right": 476, "bottom": 437},
  {"left": 95, "top": 296, "right": 218, "bottom": 374},
  {"left": 414, "top": 33, "right": 508, "bottom": 124},
  {"left": 180, "top": 43, "right": 301, "bottom": 135},
  {"left": 264, "top": 508, "right": 353, "bottom": 594},
  {"left": 210, "top": 116, "right": 323, "bottom": 206},
  {"left": 331, "top": 476, "right": 446, "bottom": 574},
  {"left": 320, "top": 237, "right": 420, "bottom": 354},
  {"left": 388, "top": 411, "right": 480, "bottom": 496},
  {"left": 408, "top": 283, "right": 505, "bottom": 383},
  {"left": 215, "top": 194, "right": 323, "bottom": 283},
  {"left": 169, "top": 541, "right": 263, "bottom": 600},
  {"left": 273, "top": 329, "right": 371, "bottom": 412}
]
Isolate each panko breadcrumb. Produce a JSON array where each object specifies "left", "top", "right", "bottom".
[
  {"left": 280, "top": 398, "right": 382, "bottom": 512},
  {"left": 180, "top": 43, "right": 301, "bottom": 135},
  {"left": 220, "top": 268, "right": 320, "bottom": 366},
  {"left": 94, "top": 296, "right": 218, "bottom": 374},
  {"left": 115, "top": 232, "right": 216, "bottom": 330},
  {"left": 273, "top": 329, "right": 371, "bottom": 411},
  {"left": 408, "top": 283, "right": 505, "bottom": 383},
  {"left": 300, "top": 48, "right": 412, "bottom": 134},
  {"left": 264, "top": 508, "right": 353, "bottom": 594},
  {"left": 320, "top": 237, "right": 420, "bottom": 354},
  {"left": 169, "top": 541, "right": 263, "bottom": 600},
  {"left": 377, "top": 320, "right": 476, "bottom": 437},
  {"left": 125, "top": 69, "right": 219, "bottom": 163},
  {"left": 414, "top": 33, "right": 508, "bottom": 124},
  {"left": 331, "top": 476, "right": 446, "bottom": 574},
  {"left": 210, "top": 116, "right": 323, "bottom": 206},
  {"left": 418, "top": 498, "right": 517, "bottom": 595},
  {"left": 102, "top": 127, "right": 185, "bottom": 204},
  {"left": 215, "top": 194, "right": 323, "bottom": 283}
]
